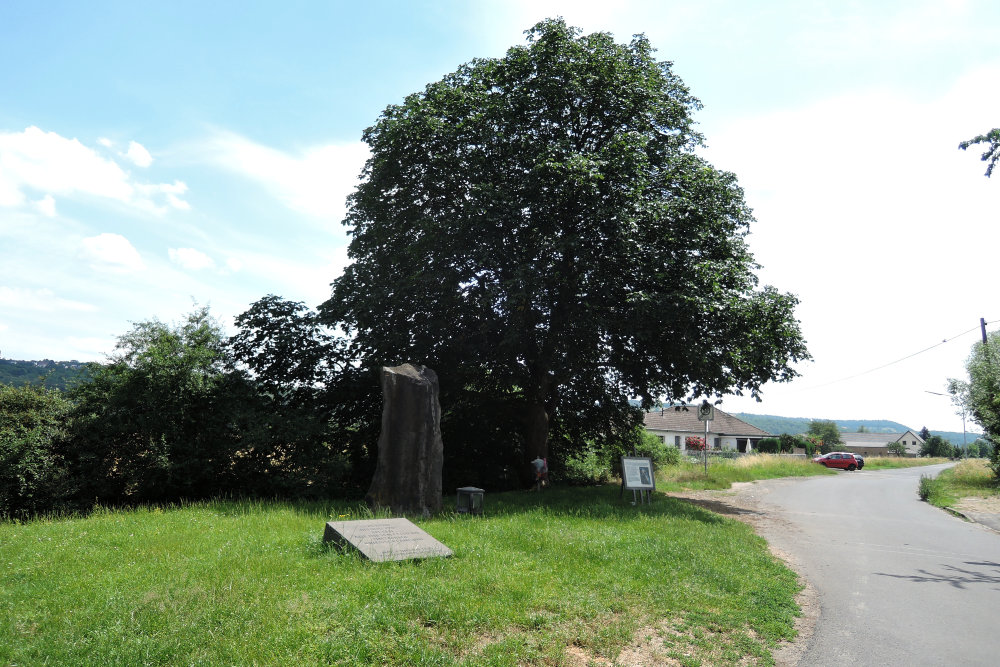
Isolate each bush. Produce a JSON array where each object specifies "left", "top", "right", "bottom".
[
  {"left": 660, "top": 444, "right": 682, "bottom": 466},
  {"left": 0, "top": 385, "right": 74, "bottom": 518},
  {"left": 800, "top": 437, "right": 817, "bottom": 457},
  {"left": 918, "top": 474, "right": 933, "bottom": 500},
  {"left": 560, "top": 446, "right": 613, "bottom": 485},
  {"left": 756, "top": 438, "right": 780, "bottom": 454},
  {"left": 778, "top": 433, "right": 798, "bottom": 453},
  {"left": 685, "top": 436, "right": 706, "bottom": 452},
  {"left": 637, "top": 430, "right": 680, "bottom": 467}
]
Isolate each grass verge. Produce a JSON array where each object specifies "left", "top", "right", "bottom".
[
  {"left": 863, "top": 456, "right": 950, "bottom": 471},
  {"left": 0, "top": 486, "right": 800, "bottom": 666},
  {"left": 655, "top": 453, "right": 948, "bottom": 492},
  {"left": 918, "top": 458, "right": 997, "bottom": 509},
  {"left": 656, "top": 454, "right": 834, "bottom": 492}
]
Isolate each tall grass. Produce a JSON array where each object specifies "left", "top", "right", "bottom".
[
  {"left": 657, "top": 454, "right": 834, "bottom": 491},
  {"left": 0, "top": 486, "right": 800, "bottom": 666},
  {"left": 863, "top": 456, "right": 950, "bottom": 470},
  {"left": 919, "top": 458, "right": 997, "bottom": 509}
]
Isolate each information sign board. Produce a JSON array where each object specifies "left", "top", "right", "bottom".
[{"left": 621, "top": 456, "right": 655, "bottom": 491}]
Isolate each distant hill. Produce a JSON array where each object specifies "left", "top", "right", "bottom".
[
  {"left": 0, "top": 359, "right": 92, "bottom": 391},
  {"left": 733, "top": 413, "right": 982, "bottom": 448}
]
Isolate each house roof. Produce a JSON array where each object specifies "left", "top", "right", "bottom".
[
  {"left": 839, "top": 431, "right": 924, "bottom": 446},
  {"left": 643, "top": 406, "right": 771, "bottom": 437}
]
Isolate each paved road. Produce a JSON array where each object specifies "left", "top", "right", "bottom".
[{"left": 750, "top": 464, "right": 1000, "bottom": 666}]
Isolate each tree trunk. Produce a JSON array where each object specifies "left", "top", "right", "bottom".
[{"left": 521, "top": 399, "right": 550, "bottom": 487}]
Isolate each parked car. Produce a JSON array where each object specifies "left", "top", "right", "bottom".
[
  {"left": 812, "top": 452, "right": 859, "bottom": 471},
  {"left": 852, "top": 454, "right": 865, "bottom": 470}
]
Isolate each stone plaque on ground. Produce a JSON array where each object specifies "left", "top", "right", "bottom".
[{"left": 323, "top": 517, "right": 453, "bottom": 562}]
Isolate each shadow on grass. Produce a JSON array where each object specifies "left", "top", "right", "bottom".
[
  {"left": 286, "top": 483, "right": 730, "bottom": 527},
  {"left": 3, "top": 485, "right": 732, "bottom": 533}
]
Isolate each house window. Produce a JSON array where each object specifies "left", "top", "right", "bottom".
[
  {"left": 674, "top": 435, "right": 681, "bottom": 447},
  {"left": 658, "top": 435, "right": 666, "bottom": 444},
  {"left": 714, "top": 437, "right": 721, "bottom": 449}
]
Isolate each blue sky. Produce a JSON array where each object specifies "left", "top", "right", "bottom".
[{"left": 2, "top": 1, "right": 998, "bottom": 434}]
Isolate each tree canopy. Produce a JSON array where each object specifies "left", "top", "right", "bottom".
[
  {"left": 321, "top": 19, "right": 808, "bottom": 483},
  {"left": 949, "top": 332, "right": 1000, "bottom": 447},
  {"left": 807, "top": 420, "right": 843, "bottom": 453},
  {"left": 959, "top": 128, "right": 1000, "bottom": 177}
]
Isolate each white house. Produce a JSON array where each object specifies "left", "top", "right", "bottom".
[
  {"left": 643, "top": 406, "right": 772, "bottom": 453},
  {"left": 839, "top": 430, "right": 924, "bottom": 457}
]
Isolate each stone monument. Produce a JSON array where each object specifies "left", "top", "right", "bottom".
[{"left": 365, "top": 363, "right": 444, "bottom": 516}]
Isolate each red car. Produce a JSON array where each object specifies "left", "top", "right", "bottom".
[{"left": 813, "top": 452, "right": 860, "bottom": 471}]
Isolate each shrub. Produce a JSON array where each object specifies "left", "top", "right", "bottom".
[
  {"left": 0, "top": 385, "right": 74, "bottom": 518},
  {"left": 800, "top": 437, "right": 817, "bottom": 457},
  {"left": 778, "top": 433, "right": 798, "bottom": 453},
  {"left": 560, "top": 446, "right": 613, "bottom": 485},
  {"left": 918, "top": 474, "right": 933, "bottom": 500},
  {"left": 637, "top": 430, "right": 680, "bottom": 467},
  {"left": 660, "top": 444, "right": 682, "bottom": 466},
  {"left": 685, "top": 436, "right": 706, "bottom": 452},
  {"left": 756, "top": 438, "right": 780, "bottom": 454}
]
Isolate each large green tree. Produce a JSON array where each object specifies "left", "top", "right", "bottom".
[
  {"left": 322, "top": 19, "right": 808, "bottom": 483},
  {"left": 949, "top": 332, "right": 1000, "bottom": 473}
]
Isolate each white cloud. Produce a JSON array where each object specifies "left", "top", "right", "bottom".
[
  {"left": 136, "top": 180, "right": 190, "bottom": 211},
  {"left": 0, "top": 126, "right": 189, "bottom": 214},
  {"left": 0, "top": 286, "right": 98, "bottom": 313},
  {"left": 198, "top": 131, "right": 368, "bottom": 221},
  {"left": 33, "top": 194, "right": 56, "bottom": 217},
  {"left": 168, "top": 247, "right": 215, "bottom": 271},
  {"left": 80, "top": 233, "right": 146, "bottom": 273},
  {"left": 125, "top": 140, "right": 153, "bottom": 167}
]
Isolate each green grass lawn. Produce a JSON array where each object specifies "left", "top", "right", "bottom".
[
  {"left": 1, "top": 454, "right": 953, "bottom": 665},
  {"left": 1, "top": 485, "right": 800, "bottom": 666}
]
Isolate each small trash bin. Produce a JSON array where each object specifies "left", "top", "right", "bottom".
[{"left": 456, "top": 487, "right": 485, "bottom": 515}]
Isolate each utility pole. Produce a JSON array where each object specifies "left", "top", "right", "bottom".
[{"left": 982, "top": 317, "right": 988, "bottom": 345}]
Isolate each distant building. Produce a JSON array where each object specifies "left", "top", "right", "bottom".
[
  {"left": 839, "top": 430, "right": 924, "bottom": 457},
  {"left": 643, "top": 406, "right": 771, "bottom": 453}
]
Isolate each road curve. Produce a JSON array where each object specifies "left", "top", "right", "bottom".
[{"left": 748, "top": 464, "right": 1000, "bottom": 666}]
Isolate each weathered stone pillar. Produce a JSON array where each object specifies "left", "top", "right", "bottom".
[{"left": 365, "top": 363, "right": 444, "bottom": 516}]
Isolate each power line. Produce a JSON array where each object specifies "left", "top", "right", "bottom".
[{"left": 804, "top": 320, "right": 998, "bottom": 390}]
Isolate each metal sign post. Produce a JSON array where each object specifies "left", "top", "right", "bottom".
[{"left": 697, "top": 401, "right": 715, "bottom": 473}]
